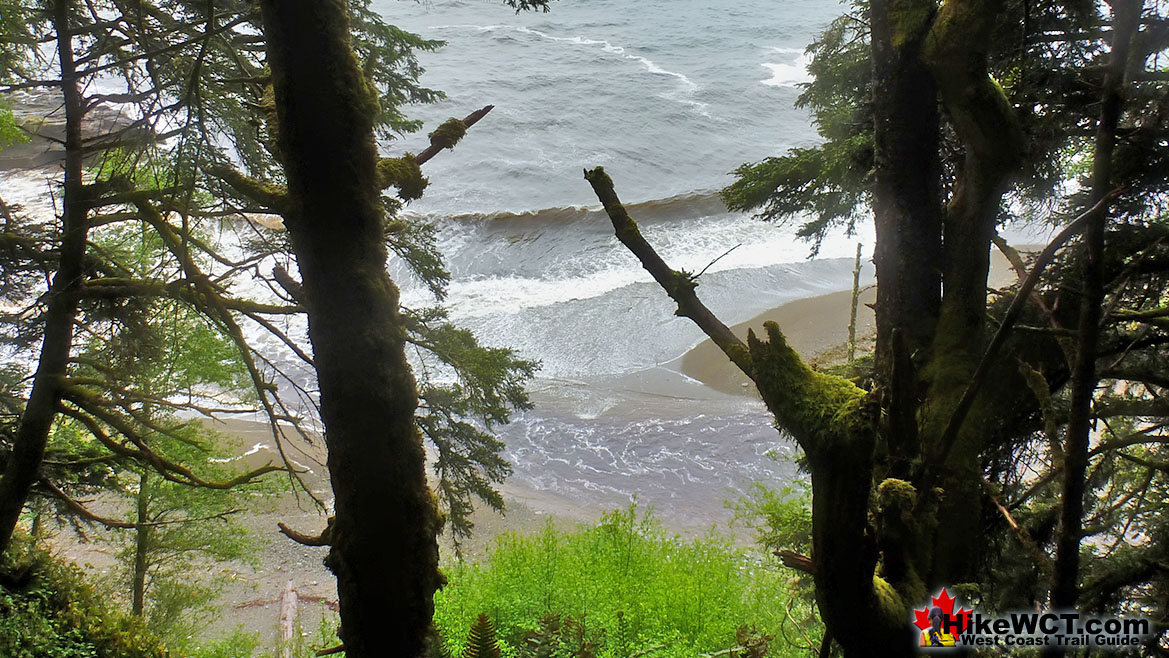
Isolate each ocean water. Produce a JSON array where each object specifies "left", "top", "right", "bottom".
[
  {"left": 381, "top": 0, "right": 842, "bottom": 213},
  {"left": 372, "top": 0, "right": 868, "bottom": 524},
  {"left": 0, "top": 0, "right": 874, "bottom": 527}
]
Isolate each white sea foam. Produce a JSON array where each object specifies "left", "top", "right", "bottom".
[
  {"left": 507, "top": 25, "right": 709, "bottom": 114},
  {"left": 0, "top": 169, "right": 61, "bottom": 219},
  {"left": 243, "top": 442, "right": 269, "bottom": 457}
]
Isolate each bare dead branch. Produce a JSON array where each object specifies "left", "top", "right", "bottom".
[
  {"left": 272, "top": 264, "right": 305, "bottom": 303},
  {"left": 412, "top": 104, "right": 494, "bottom": 166},
  {"left": 584, "top": 166, "right": 750, "bottom": 374},
  {"left": 774, "top": 549, "right": 817, "bottom": 575},
  {"left": 278, "top": 517, "right": 332, "bottom": 547}
]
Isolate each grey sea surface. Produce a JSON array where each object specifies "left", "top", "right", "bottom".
[{"left": 373, "top": 0, "right": 858, "bottom": 525}]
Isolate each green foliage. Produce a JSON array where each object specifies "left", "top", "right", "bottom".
[
  {"left": 724, "top": 0, "right": 1169, "bottom": 248},
  {"left": 0, "top": 101, "right": 26, "bottom": 149},
  {"left": 176, "top": 0, "right": 543, "bottom": 536},
  {"left": 183, "top": 628, "right": 261, "bottom": 658},
  {"left": 90, "top": 147, "right": 186, "bottom": 192},
  {"left": 721, "top": 136, "right": 871, "bottom": 255},
  {"left": 729, "top": 483, "right": 812, "bottom": 562},
  {"left": 405, "top": 306, "right": 538, "bottom": 544},
  {"left": 272, "top": 611, "right": 343, "bottom": 658},
  {"left": 0, "top": 200, "right": 55, "bottom": 353},
  {"left": 502, "top": 0, "right": 554, "bottom": 12},
  {"left": 728, "top": 483, "right": 823, "bottom": 649},
  {"left": 348, "top": 0, "right": 446, "bottom": 138},
  {"left": 433, "top": 506, "right": 802, "bottom": 658},
  {"left": 0, "top": 0, "right": 36, "bottom": 83},
  {"left": 0, "top": 539, "right": 169, "bottom": 658},
  {"left": 113, "top": 452, "right": 271, "bottom": 643},
  {"left": 53, "top": 218, "right": 278, "bottom": 642},
  {"left": 1, "top": 0, "right": 538, "bottom": 600},
  {"left": 385, "top": 211, "right": 451, "bottom": 299}
]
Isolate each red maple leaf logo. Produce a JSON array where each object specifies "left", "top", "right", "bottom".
[{"left": 913, "top": 588, "right": 971, "bottom": 633}]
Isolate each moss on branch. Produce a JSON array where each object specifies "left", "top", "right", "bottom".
[
  {"left": 922, "top": 0, "right": 1025, "bottom": 171},
  {"left": 428, "top": 118, "right": 467, "bottom": 151},
  {"left": 872, "top": 575, "right": 910, "bottom": 629},
  {"left": 205, "top": 163, "right": 288, "bottom": 213},
  {"left": 889, "top": 0, "right": 935, "bottom": 50},
  {"left": 877, "top": 478, "right": 917, "bottom": 514},
  {"left": 377, "top": 153, "right": 428, "bottom": 201},
  {"left": 747, "top": 321, "right": 873, "bottom": 456}
]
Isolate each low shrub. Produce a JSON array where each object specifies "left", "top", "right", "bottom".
[{"left": 0, "top": 537, "right": 169, "bottom": 658}]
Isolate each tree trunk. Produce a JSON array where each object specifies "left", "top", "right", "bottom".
[
  {"left": 132, "top": 471, "right": 151, "bottom": 617},
  {"left": 0, "top": 0, "right": 89, "bottom": 553},
  {"left": 1049, "top": 0, "right": 1142, "bottom": 614},
  {"left": 869, "top": 0, "right": 942, "bottom": 373},
  {"left": 847, "top": 243, "right": 862, "bottom": 364},
  {"left": 256, "top": 0, "right": 441, "bottom": 655},
  {"left": 915, "top": 0, "right": 1027, "bottom": 586}
]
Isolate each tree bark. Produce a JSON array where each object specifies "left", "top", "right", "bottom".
[
  {"left": 916, "top": 0, "right": 1027, "bottom": 586},
  {"left": 256, "top": 0, "right": 441, "bottom": 655},
  {"left": 0, "top": 0, "right": 89, "bottom": 553},
  {"left": 869, "top": 0, "right": 943, "bottom": 372}
]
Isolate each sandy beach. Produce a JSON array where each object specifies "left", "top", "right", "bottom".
[{"left": 674, "top": 248, "right": 1023, "bottom": 395}]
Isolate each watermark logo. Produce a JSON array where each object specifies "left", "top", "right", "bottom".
[
  {"left": 913, "top": 588, "right": 970, "bottom": 648},
  {"left": 913, "top": 588, "right": 1151, "bottom": 651}
]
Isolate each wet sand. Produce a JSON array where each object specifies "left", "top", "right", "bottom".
[{"left": 675, "top": 286, "right": 877, "bottom": 396}]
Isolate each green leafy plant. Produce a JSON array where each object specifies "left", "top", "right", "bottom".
[
  {"left": 0, "top": 101, "right": 25, "bottom": 149},
  {"left": 433, "top": 506, "right": 802, "bottom": 658}
]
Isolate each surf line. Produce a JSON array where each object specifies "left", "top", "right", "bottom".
[
  {"left": 435, "top": 22, "right": 710, "bottom": 115},
  {"left": 514, "top": 25, "right": 711, "bottom": 117}
]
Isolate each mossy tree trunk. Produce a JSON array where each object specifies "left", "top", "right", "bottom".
[
  {"left": 0, "top": 0, "right": 89, "bottom": 554},
  {"left": 869, "top": 0, "right": 941, "bottom": 372},
  {"left": 256, "top": 0, "right": 441, "bottom": 655}
]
